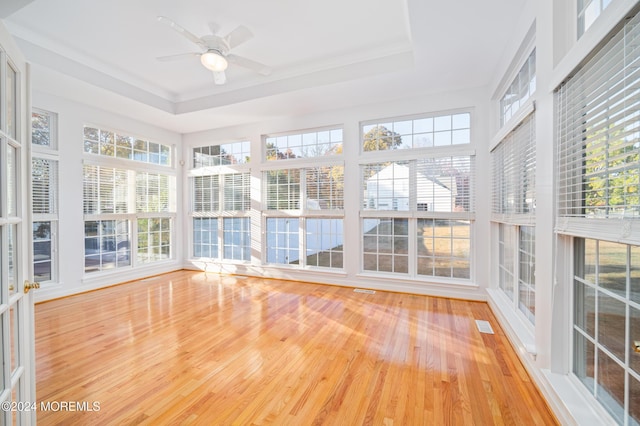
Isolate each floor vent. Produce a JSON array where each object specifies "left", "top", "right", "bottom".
[
  {"left": 354, "top": 288, "right": 376, "bottom": 294},
  {"left": 475, "top": 320, "right": 494, "bottom": 334}
]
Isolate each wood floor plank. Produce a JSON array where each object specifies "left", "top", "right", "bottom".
[{"left": 34, "top": 270, "right": 558, "bottom": 425}]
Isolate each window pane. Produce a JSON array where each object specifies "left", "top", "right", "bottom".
[
  {"left": 266, "top": 128, "right": 342, "bottom": 160},
  {"left": 597, "top": 351, "right": 625, "bottom": 423},
  {"left": 362, "top": 218, "right": 408, "bottom": 274},
  {"left": 306, "top": 218, "right": 343, "bottom": 269},
  {"left": 138, "top": 218, "right": 171, "bottom": 264},
  {"left": 418, "top": 220, "right": 470, "bottom": 279},
  {"left": 223, "top": 218, "right": 250, "bottom": 261},
  {"left": 266, "top": 218, "right": 299, "bottom": 265},
  {"left": 362, "top": 162, "right": 409, "bottom": 211},
  {"left": 84, "top": 220, "right": 130, "bottom": 273},
  {"left": 265, "top": 169, "right": 301, "bottom": 210},
  {"left": 573, "top": 330, "right": 595, "bottom": 392},
  {"left": 305, "top": 166, "right": 344, "bottom": 210},
  {"left": 518, "top": 226, "right": 536, "bottom": 323},
  {"left": 32, "top": 110, "right": 52, "bottom": 147},
  {"left": 598, "top": 241, "right": 627, "bottom": 297},
  {"left": 193, "top": 218, "right": 218, "bottom": 258}
]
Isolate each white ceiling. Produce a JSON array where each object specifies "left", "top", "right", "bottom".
[{"left": 2, "top": 0, "right": 526, "bottom": 133}]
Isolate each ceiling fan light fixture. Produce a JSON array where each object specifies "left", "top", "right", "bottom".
[{"left": 200, "top": 50, "right": 228, "bottom": 71}]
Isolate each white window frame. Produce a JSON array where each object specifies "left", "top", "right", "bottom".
[
  {"left": 189, "top": 140, "right": 252, "bottom": 264},
  {"left": 82, "top": 125, "right": 176, "bottom": 275},
  {"left": 31, "top": 108, "right": 59, "bottom": 284},
  {"left": 261, "top": 127, "right": 345, "bottom": 271},
  {"left": 359, "top": 109, "right": 475, "bottom": 283},
  {"left": 555, "top": 8, "right": 640, "bottom": 424}
]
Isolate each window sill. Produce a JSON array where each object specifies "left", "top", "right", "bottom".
[{"left": 486, "top": 288, "right": 536, "bottom": 357}]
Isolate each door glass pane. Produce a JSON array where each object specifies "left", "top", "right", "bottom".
[
  {"left": 8, "top": 224, "right": 16, "bottom": 296},
  {"left": 7, "top": 63, "right": 17, "bottom": 139},
  {"left": 10, "top": 305, "right": 19, "bottom": 376},
  {"left": 7, "top": 145, "right": 17, "bottom": 216}
]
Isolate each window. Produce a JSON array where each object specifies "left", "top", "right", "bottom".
[
  {"left": 574, "top": 238, "right": 640, "bottom": 424},
  {"left": 417, "top": 219, "right": 470, "bottom": 279},
  {"left": 83, "top": 126, "right": 171, "bottom": 166},
  {"left": 32, "top": 158, "right": 58, "bottom": 282},
  {"left": 362, "top": 112, "right": 470, "bottom": 151},
  {"left": 84, "top": 220, "right": 131, "bottom": 272},
  {"left": 556, "top": 10, "right": 640, "bottom": 423},
  {"left": 578, "top": 0, "right": 613, "bottom": 38},
  {"left": 191, "top": 172, "right": 250, "bottom": 260},
  {"left": 500, "top": 50, "right": 536, "bottom": 127},
  {"left": 31, "top": 109, "right": 58, "bottom": 283},
  {"left": 32, "top": 109, "right": 56, "bottom": 149},
  {"left": 263, "top": 167, "right": 344, "bottom": 268},
  {"left": 262, "top": 127, "right": 344, "bottom": 269},
  {"left": 492, "top": 112, "right": 536, "bottom": 323},
  {"left": 194, "top": 141, "right": 250, "bottom": 167},
  {"left": 190, "top": 141, "right": 252, "bottom": 262},
  {"left": 306, "top": 218, "right": 343, "bottom": 268},
  {"left": 360, "top": 111, "right": 474, "bottom": 280},
  {"left": 83, "top": 126, "right": 176, "bottom": 273},
  {"left": 363, "top": 218, "right": 408, "bottom": 273},
  {"left": 194, "top": 218, "right": 218, "bottom": 258},
  {"left": 266, "top": 129, "right": 342, "bottom": 160},
  {"left": 223, "top": 217, "right": 251, "bottom": 261},
  {"left": 266, "top": 218, "right": 300, "bottom": 265}
]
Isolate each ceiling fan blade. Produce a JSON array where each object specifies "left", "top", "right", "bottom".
[
  {"left": 156, "top": 52, "right": 200, "bottom": 62},
  {"left": 157, "top": 16, "right": 205, "bottom": 48},
  {"left": 213, "top": 71, "right": 226, "bottom": 85},
  {"left": 224, "top": 26, "right": 253, "bottom": 49},
  {"left": 226, "top": 54, "right": 272, "bottom": 76}
]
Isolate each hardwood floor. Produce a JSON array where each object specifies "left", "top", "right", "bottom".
[{"left": 35, "top": 270, "right": 557, "bottom": 425}]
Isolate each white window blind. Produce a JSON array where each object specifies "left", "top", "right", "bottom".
[
  {"left": 305, "top": 166, "right": 344, "bottom": 210},
  {"left": 136, "top": 172, "right": 174, "bottom": 213},
  {"left": 223, "top": 173, "right": 251, "bottom": 211},
  {"left": 83, "top": 165, "right": 130, "bottom": 215},
  {"left": 362, "top": 156, "right": 475, "bottom": 214},
  {"left": 491, "top": 112, "right": 536, "bottom": 222},
  {"left": 32, "top": 158, "right": 58, "bottom": 215},
  {"left": 557, "top": 11, "right": 640, "bottom": 234},
  {"left": 193, "top": 175, "right": 220, "bottom": 213},
  {"left": 264, "top": 169, "right": 301, "bottom": 210}
]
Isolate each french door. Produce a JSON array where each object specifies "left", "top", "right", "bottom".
[{"left": 0, "top": 22, "right": 36, "bottom": 425}]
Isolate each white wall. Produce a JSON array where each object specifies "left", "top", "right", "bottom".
[
  {"left": 31, "top": 90, "right": 184, "bottom": 302},
  {"left": 182, "top": 86, "right": 492, "bottom": 301}
]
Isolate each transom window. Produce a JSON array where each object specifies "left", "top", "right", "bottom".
[
  {"left": 84, "top": 126, "right": 172, "bottom": 166},
  {"left": 578, "top": 0, "right": 613, "bottom": 38},
  {"left": 500, "top": 49, "right": 536, "bottom": 127},
  {"left": 265, "top": 128, "right": 343, "bottom": 160},
  {"left": 362, "top": 112, "right": 470, "bottom": 152},
  {"left": 193, "top": 140, "right": 250, "bottom": 167}
]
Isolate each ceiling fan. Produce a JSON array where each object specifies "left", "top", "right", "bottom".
[{"left": 156, "top": 16, "right": 272, "bottom": 85}]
